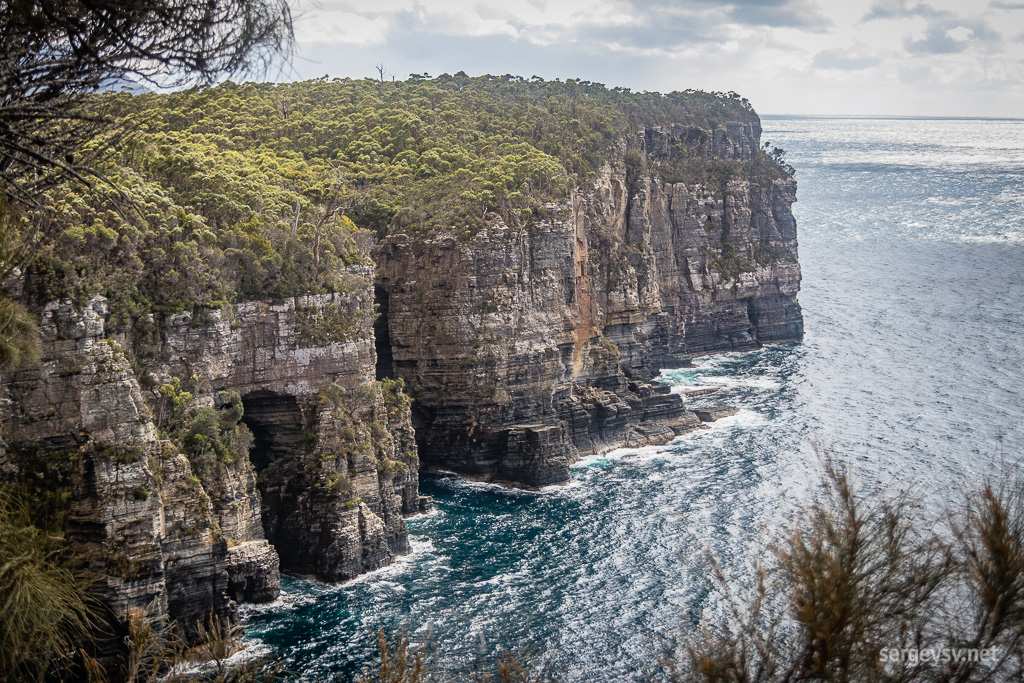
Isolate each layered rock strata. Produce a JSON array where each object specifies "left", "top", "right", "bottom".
[
  {"left": 0, "top": 117, "right": 800, "bottom": 649},
  {"left": 0, "top": 264, "right": 420, "bottom": 641},
  {"left": 376, "top": 123, "right": 801, "bottom": 486},
  {"left": 1, "top": 296, "right": 257, "bottom": 640}
]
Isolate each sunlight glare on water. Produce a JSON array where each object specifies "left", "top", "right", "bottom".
[{"left": 244, "top": 117, "right": 1024, "bottom": 681}]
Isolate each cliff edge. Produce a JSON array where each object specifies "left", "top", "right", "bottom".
[
  {"left": 377, "top": 122, "right": 801, "bottom": 486},
  {"left": 0, "top": 77, "right": 800, "bottom": 649}
]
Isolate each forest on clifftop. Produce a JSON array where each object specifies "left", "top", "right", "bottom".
[{"left": 25, "top": 75, "right": 787, "bottom": 332}]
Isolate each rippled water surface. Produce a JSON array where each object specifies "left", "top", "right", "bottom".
[{"left": 244, "top": 117, "right": 1024, "bottom": 681}]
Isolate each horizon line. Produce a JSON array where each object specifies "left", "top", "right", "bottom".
[{"left": 761, "top": 114, "right": 1024, "bottom": 121}]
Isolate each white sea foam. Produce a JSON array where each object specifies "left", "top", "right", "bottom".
[
  {"left": 688, "top": 376, "right": 781, "bottom": 391},
  {"left": 433, "top": 473, "right": 539, "bottom": 496},
  {"left": 540, "top": 479, "right": 584, "bottom": 493},
  {"left": 668, "top": 410, "right": 768, "bottom": 440},
  {"left": 169, "top": 638, "right": 274, "bottom": 676},
  {"left": 341, "top": 539, "right": 431, "bottom": 587},
  {"left": 410, "top": 537, "right": 435, "bottom": 554},
  {"left": 591, "top": 443, "right": 677, "bottom": 462},
  {"left": 240, "top": 537, "right": 436, "bottom": 613},
  {"left": 708, "top": 409, "right": 769, "bottom": 429},
  {"left": 237, "top": 582, "right": 324, "bottom": 616},
  {"left": 405, "top": 507, "right": 441, "bottom": 521}
]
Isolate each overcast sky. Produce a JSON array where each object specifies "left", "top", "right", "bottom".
[{"left": 283, "top": 0, "right": 1024, "bottom": 116}]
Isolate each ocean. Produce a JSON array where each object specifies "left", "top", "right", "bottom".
[{"left": 241, "top": 116, "right": 1024, "bottom": 681}]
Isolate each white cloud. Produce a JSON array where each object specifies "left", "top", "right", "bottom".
[
  {"left": 295, "top": 12, "right": 391, "bottom": 45},
  {"left": 285, "top": 0, "right": 1024, "bottom": 116},
  {"left": 813, "top": 44, "right": 883, "bottom": 70}
]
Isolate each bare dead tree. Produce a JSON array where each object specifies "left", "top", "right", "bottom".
[{"left": 309, "top": 164, "right": 351, "bottom": 271}]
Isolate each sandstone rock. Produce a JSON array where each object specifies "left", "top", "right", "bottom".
[
  {"left": 134, "top": 266, "right": 420, "bottom": 585},
  {"left": 375, "top": 122, "right": 801, "bottom": 486},
  {"left": 225, "top": 541, "right": 280, "bottom": 604},
  {"left": 1, "top": 297, "right": 238, "bottom": 641},
  {"left": 683, "top": 388, "right": 720, "bottom": 398},
  {"left": 1, "top": 267, "right": 422, "bottom": 645},
  {"left": 693, "top": 406, "right": 741, "bottom": 422}
]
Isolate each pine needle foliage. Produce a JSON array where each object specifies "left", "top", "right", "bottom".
[
  {"left": 659, "top": 451, "right": 1024, "bottom": 683},
  {"left": 0, "top": 488, "right": 97, "bottom": 682},
  {"left": 358, "top": 628, "right": 554, "bottom": 683},
  {"left": 0, "top": 196, "right": 40, "bottom": 371},
  {"left": 112, "top": 609, "right": 281, "bottom": 683},
  {"left": 0, "top": 294, "right": 40, "bottom": 371},
  {"left": 358, "top": 629, "right": 427, "bottom": 683}
]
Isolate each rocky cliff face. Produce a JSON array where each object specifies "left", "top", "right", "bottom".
[
  {"left": 0, "top": 117, "right": 799, "bottom": 649},
  {"left": 0, "top": 296, "right": 265, "bottom": 640},
  {"left": 257, "top": 378, "right": 423, "bottom": 582},
  {"left": 0, "top": 265, "right": 421, "bottom": 641},
  {"left": 130, "top": 266, "right": 423, "bottom": 584},
  {"left": 376, "top": 123, "right": 801, "bottom": 487}
]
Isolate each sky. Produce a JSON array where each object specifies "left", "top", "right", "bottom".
[{"left": 280, "top": 0, "right": 1024, "bottom": 117}]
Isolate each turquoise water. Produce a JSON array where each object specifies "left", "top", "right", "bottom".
[{"left": 242, "top": 117, "right": 1024, "bottom": 681}]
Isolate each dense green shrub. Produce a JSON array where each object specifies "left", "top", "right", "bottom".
[{"left": 159, "top": 386, "right": 254, "bottom": 486}]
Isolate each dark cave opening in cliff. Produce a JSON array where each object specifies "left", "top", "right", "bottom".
[
  {"left": 374, "top": 285, "right": 395, "bottom": 381},
  {"left": 240, "top": 391, "right": 303, "bottom": 473}
]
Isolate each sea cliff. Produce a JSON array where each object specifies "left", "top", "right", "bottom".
[
  {"left": 0, "top": 77, "right": 800, "bottom": 647},
  {"left": 1, "top": 267, "right": 423, "bottom": 639},
  {"left": 377, "top": 123, "right": 800, "bottom": 486}
]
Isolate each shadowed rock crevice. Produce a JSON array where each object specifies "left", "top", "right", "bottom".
[
  {"left": 240, "top": 392, "right": 303, "bottom": 473},
  {"left": 238, "top": 391, "right": 313, "bottom": 575},
  {"left": 374, "top": 286, "right": 395, "bottom": 381}
]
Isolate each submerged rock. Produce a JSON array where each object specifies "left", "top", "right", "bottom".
[{"left": 693, "top": 406, "right": 741, "bottom": 422}]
